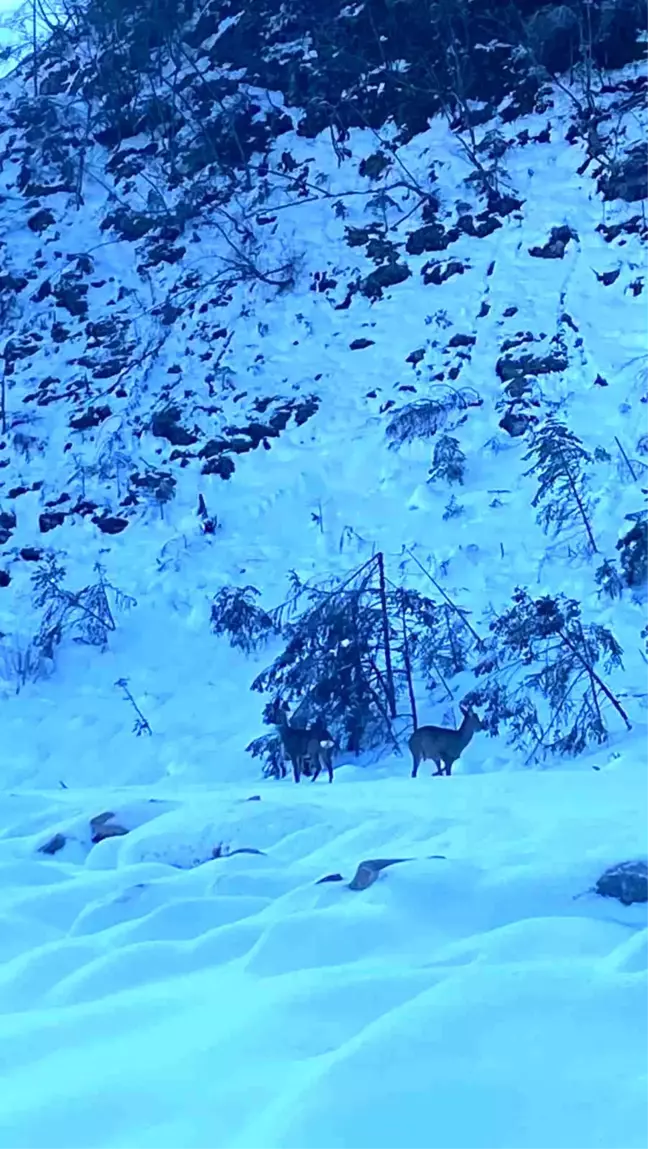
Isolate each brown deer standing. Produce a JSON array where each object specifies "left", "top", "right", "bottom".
[
  {"left": 409, "top": 709, "right": 484, "bottom": 778},
  {"left": 276, "top": 710, "right": 336, "bottom": 783}
]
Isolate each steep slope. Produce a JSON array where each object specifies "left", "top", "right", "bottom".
[
  {"left": 0, "top": 14, "right": 646, "bottom": 1148},
  {"left": 0, "top": 46, "right": 645, "bottom": 784}
]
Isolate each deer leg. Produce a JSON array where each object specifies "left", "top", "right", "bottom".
[
  {"left": 292, "top": 755, "right": 301, "bottom": 784},
  {"left": 310, "top": 755, "right": 321, "bottom": 783},
  {"left": 442, "top": 759, "right": 453, "bottom": 776},
  {"left": 411, "top": 754, "right": 420, "bottom": 778},
  {"left": 432, "top": 759, "right": 444, "bottom": 776},
  {"left": 327, "top": 755, "right": 333, "bottom": 783}
]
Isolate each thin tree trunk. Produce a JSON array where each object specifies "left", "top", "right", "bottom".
[
  {"left": 405, "top": 547, "right": 484, "bottom": 648},
  {"left": 32, "top": 0, "right": 38, "bottom": 97},
  {"left": 556, "top": 443, "right": 598, "bottom": 554},
  {"left": 376, "top": 552, "right": 397, "bottom": 718},
  {"left": 614, "top": 436, "right": 637, "bottom": 482},
  {"left": 0, "top": 365, "right": 6, "bottom": 434},
  {"left": 558, "top": 628, "right": 631, "bottom": 729},
  {"left": 400, "top": 596, "right": 417, "bottom": 731}
]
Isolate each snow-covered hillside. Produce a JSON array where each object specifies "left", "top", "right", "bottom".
[{"left": 0, "top": 5, "right": 646, "bottom": 1144}]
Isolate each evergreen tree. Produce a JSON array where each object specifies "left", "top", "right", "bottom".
[
  {"left": 465, "top": 589, "right": 629, "bottom": 758},
  {"left": 211, "top": 585, "right": 276, "bottom": 654},
  {"left": 523, "top": 418, "right": 597, "bottom": 553},
  {"left": 429, "top": 434, "right": 466, "bottom": 485},
  {"left": 616, "top": 513, "right": 647, "bottom": 589}
]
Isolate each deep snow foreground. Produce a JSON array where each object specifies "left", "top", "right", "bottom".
[
  {"left": 0, "top": 746, "right": 646, "bottom": 1149},
  {"left": 0, "top": 42, "right": 647, "bottom": 1149}
]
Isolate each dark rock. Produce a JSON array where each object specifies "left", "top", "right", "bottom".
[
  {"left": 496, "top": 351, "right": 568, "bottom": 381},
  {"left": 406, "top": 348, "right": 426, "bottom": 366},
  {"left": 38, "top": 832, "right": 66, "bottom": 855},
  {"left": 344, "top": 225, "right": 378, "bottom": 248},
  {"left": 53, "top": 276, "right": 89, "bottom": 318},
  {"left": 151, "top": 407, "right": 198, "bottom": 446},
  {"left": 293, "top": 396, "right": 319, "bottom": 426},
  {"left": 349, "top": 338, "right": 376, "bottom": 350},
  {"left": 20, "top": 547, "right": 42, "bottom": 561},
  {"left": 487, "top": 190, "right": 523, "bottom": 216},
  {"left": 359, "top": 152, "right": 391, "bottom": 179},
  {"left": 448, "top": 333, "right": 476, "bottom": 348},
  {"left": 71, "top": 500, "right": 98, "bottom": 517},
  {"left": 365, "top": 236, "right": 398, "bottom": 263},
  {"left": 0, "top": 570, "right": 9, "bottom": 587},
  {"left": 27, "top": 208, "right": 56, "bottom": 233},
  {"left": 94, "top": 514, "right": 129, "bottom": 535},
  {"left": 597, "top": 216, "right": 644, "bottom": 243},
  {"left": 594, "top": 860, "right": 648, "bottom": 906},
  {"left": 24, "top": 181, "right": 72, "bottom": 197},
  {"left": 92, "top": 359, "right": 127, "bottom": 380},
  {"left": 0, "top": 273, "right": 28, "bottom": 293},
  {"left": 599, "top": 146, "right": 648, "bottom": 202},
  {"left": 4, "top": 335, "right": 40, "bottom": 370},
  {"left": 0, "top": 510, "right": 16, "bottom": 532},
  {"left": 595, "top": 268, "right": 621, "bottom": 286},
  {"left": 70, "top": 405, "right": 112, "bottom": 431},
  {"left": 499, "top": 410, "right": 535, "bottom": 437},
  {"left": 199, "top": 439, "right": 230, "bottom": 459},
  {"left": 360, "top": 263, "right": 410, "bottom": 299},
  {"left": 529, "top": 225, "right": 578, "bottom": 259},
  {"left": 422, "top": 260, "right": 465, "bottom": 286},
  {"left": 202, "top": 455, "right": 235, "bottom": 479},
  {"left": 101, "top": 208, "right": 154, "bottom": 241},
  {"left": 39, "top": 511, "right": 65, "bottom": 532},
  {"left": 143, "top": 242, "right": 186, "bottom": 268},
  {"left": 348, "top": 857, "right": 413, "bottom": 891},
  {"left": 32, "top": 279, "right": 52, "bottom": 303},
  {"left": 90, "top": 811, "right": 129, "bottom": 843},
  {"left": 406, "top": 224, "right": 454, "bottom": 255},
  {"left": 456, "top": 214, "right": 476, "bottom": 235},
  {"left": 594, "top": 374, "right": 609, "bottom": 387},
  {"left": 473, "top": 215, "right": 502, "bottom": 239},
  {"left": 504, "top": 378, "right": 535, "bottom": 401},
  {"left": 503, "top": 306, "right": 518, "bottom": 317}
]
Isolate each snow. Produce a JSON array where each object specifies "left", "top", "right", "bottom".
[
  {"left": 0, "top": 763, "right": 646, "bottom": 1149},
  {"left": 0, "top": 47, "right": 646, "bottom": 1149}
]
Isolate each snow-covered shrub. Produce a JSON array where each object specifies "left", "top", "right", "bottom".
[
  {"left": 429, "top": 434, "right": 466, "bottom": 485},
  {"left": 210, "top": 585, "right": 277, "bottom": 654},
  {"left": 386, "top": 388, "right": 481, "bottom": 445},
  {"left": 595, "top": 558, "right": 624, "bottom": 600},
  {"left": 31, "top": 558, "right": 135, "bottom": 657},
  {"left": 0, "top": 635, "right": 52, "bottom": 694},
  {"left": 465, "top": 589, "right": 629, "bottom": 758},
  {"left": 524, "top": 417, "right": 597, "bottom": 553},
  {"left": 616, "top": 513, "right": 647, "bottom": 589}
]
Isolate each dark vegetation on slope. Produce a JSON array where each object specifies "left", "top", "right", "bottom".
[{"left": 0, "top": 0, "right": 645, "bottom": 770}]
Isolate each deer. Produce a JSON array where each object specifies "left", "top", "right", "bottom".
[
  {"left": 409, "top": 708, "right": 485, "bottom": 778},
  {"left": 275, "top": 709, "right": 336, "bottom": 783}
]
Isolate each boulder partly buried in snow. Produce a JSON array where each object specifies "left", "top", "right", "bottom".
[{"left": 594, "top": 860, "right": 648, "bottom": 906}]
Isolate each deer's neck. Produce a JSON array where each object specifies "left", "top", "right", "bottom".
[{"left": 458, "top": 717, "right": 476, "bottom": 750}]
